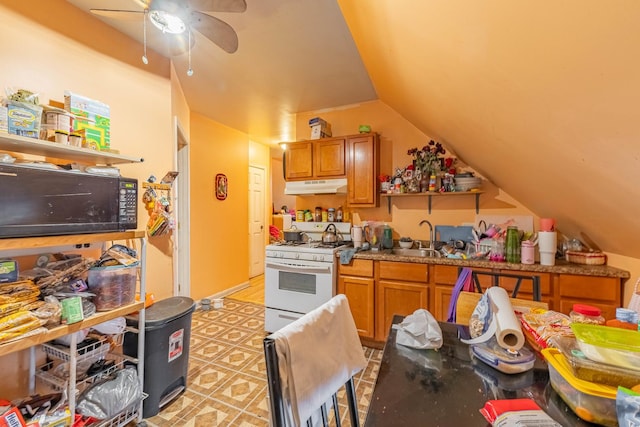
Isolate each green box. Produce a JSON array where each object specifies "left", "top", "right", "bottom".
[{"left": 64, "top": 91, "right": 110, "bottom": 150}]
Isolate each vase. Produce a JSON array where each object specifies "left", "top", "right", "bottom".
[{"left": 419, "top": 177, "right": 429, "bottom": 193}]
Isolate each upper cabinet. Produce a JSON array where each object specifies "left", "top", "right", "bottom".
[
  {"left": 284, "top": 138, "right": 345, "bottom": 180},
  {"left": 347, "top": 133, "right": 379, "bottom": 207}
]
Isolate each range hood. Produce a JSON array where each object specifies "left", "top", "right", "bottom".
[{"left": 284, "top": 178, "right": 348, "bottom": 195}]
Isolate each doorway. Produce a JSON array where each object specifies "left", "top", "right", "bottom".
[
  {"left": 174, "top": 117, "right": 190, "bottom": 297},
  {"left": 249, "top": 165, "right": 266, "bottom": 278}
]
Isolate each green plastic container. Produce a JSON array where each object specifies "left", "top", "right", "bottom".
[{"left": 571, "top": 323, "right": 640, "bottom": 371}]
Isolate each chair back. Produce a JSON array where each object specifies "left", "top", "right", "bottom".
[
  {"left": 455, "top": 291, "right": 548, "bottom": 326},
  {"left": 263, "top": 294, "right": 366, "bottom": 427}
]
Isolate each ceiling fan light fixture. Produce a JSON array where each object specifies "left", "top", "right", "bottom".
[{"left": 149, "top": 10, "right": 186, "bottom": 34}]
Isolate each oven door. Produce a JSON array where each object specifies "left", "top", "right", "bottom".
[{"left": 264, "top": 258, "right": 335, "bottom": 314}]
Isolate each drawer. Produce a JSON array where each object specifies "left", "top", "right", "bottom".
[
  {"left": 379, "top": 261, "right": 428, "bottom": 283},
  {"left": 559, "top": 275, "right": 621, "bottom": 303},
  {"left": 338, "top": 259, "right": 374, "bottom": 277},
  {"left": 433, "top": 265, "right": 459, "bottom": 285}
]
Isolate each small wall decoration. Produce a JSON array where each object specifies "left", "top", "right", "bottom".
[{"left": 215, "top": 173, "right": 228, "bottom": 200}]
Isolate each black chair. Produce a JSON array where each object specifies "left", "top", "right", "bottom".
[
  {"left": 263, "top": 295, "right": 364, "bottom": 427},
  {"left": 462, "top": 268, "right": 542, "bottom": 301}
]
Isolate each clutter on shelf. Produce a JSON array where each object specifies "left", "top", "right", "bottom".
[{"left": 142, "top": 172, "right": 178, "bottom": 237}]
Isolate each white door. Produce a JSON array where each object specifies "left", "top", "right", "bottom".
[
  {"left": 249, "top": 166, "right": 266, "bottom": 277},
  {"left": 174, "top": 117, "right": 190, "bottom": 297}
]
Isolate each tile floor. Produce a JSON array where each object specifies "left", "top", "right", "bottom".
[{"left": 144, "top": 298, "right": 382, "bottom": 426}]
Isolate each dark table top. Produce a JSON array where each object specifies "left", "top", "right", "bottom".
[{"left": 364, "top": 316, "right": 591, "bottom": 427}]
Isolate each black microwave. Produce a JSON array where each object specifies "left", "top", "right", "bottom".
[{"left": 0, "top": 163, "right": 138, "bottom": 238}]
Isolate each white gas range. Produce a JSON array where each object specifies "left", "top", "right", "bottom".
[{"left": 264, "top": 222, "right": 351, "bottom": 332}]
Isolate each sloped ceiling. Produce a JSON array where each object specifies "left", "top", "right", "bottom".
[{"left": 337, "top": 0, "right": 640, "bottom": 258}]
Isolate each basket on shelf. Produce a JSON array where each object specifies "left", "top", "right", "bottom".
[{"left": 564, "top": 250, "right": 607, "bottom": 265}]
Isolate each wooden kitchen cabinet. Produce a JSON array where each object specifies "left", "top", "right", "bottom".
[
  {"left": 284, "top": 138, "right": 345, "bottom": 180},
  {"left": 376, "top": 261, "right": 428, "bottom": 341},
  {"left": 346, "top": 133, "right": 379, "bottom": 207},
  {"left": 557, "top": 274, "right": 621, "bottom": 320},
  {"left": 338, "top": 259, "right": 375, "bottom": 340},
  {"left": 284, "top": 141, "right": 313, "bottom": 180},
  {"left": 315, "top": 138, "right": 345, "bottom": 177}
]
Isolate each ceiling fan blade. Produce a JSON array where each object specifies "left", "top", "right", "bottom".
[
  {"left": 167, "top": 31, "right": 197, "bottom": 56},
  {"left": 189, "top": 11, "right": 238, "bottom": 53},
  {"left": 188, "top": 0, "right": 247, "bottom": 13},
  {"left": 90, "top": 9, "right": 144, "bottom": 21}
]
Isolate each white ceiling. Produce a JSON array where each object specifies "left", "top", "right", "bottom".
[{"left": 65, "top": 0, "right": 377, "bottom": 144}]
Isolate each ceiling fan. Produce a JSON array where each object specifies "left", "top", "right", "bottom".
[{"left": 90, "top": 0, "right": 246, "bottom": 75}]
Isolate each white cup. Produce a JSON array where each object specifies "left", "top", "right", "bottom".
[
  {"left": 353, "top": 238, "right": 363, "bottom": 248},
  {"left": 540, "top": 251, "right": 556, "bottom": 266},
  {"left": 538, "top": 231, "right": 557, "bottom": 252}
]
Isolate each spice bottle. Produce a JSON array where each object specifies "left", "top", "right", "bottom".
[
  {"left": 321, "top": 210, "right": 328, "bottom": 222},
  {"left": 314, "top": 207, "right": 322, "bottom": 222},
  {"left": 327, "top": 208, "right": 335, "bottom": 222},
  {"left": 336, "top": 206, "right": 343, "bottom": 222}
]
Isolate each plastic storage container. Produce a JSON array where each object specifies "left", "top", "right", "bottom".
[
  {"left": 542, "top": 348, "right": 617, "bottom": 426},
  {"left": 553, "top": 336, "right": 640, "bottom": 388},
  {"left": 123, "top": 296, "right": 195, "bottom": 418},
  {"left": 570, "top": 304, "right": 605, "bottom": 325},
  {"left": 471, "top": 337, "right": 535, "bottom": 374},
  {"left": 571, "top": 323, "right": 640, "bottom": 371},
  {"left": 87, "top": 265, "right": 137, "bottom": 311}
]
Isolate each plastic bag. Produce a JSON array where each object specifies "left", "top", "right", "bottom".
[
  {"left": 76, "top": 367, "right": 142, "bottom": 419},
  {"left": 446, "top": 267, "right": 474, "bottom": 323},
  {"left": 617, "top": 387, "right": 640, "bottom": 426},
  {"left": 393, "top": 308, "right": 442, "bottom": 350}
]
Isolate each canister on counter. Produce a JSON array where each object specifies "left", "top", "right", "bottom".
[
  {"left": 327, "top": 208, "right": 335, "bottom": 222},
  {"left": 321, "top": 210, "right": 328, "bottom": 222},
  {"left": 304, "top": 210, "right": 313, "bottom": 222},
  {"left": 296, "top": 210, "right": 304, "bottom": 222}
]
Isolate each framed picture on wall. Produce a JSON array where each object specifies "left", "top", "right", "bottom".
[{"left": 215, "top": 173, "right": 228, "bottom": 200}]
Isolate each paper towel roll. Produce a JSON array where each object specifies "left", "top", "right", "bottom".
[
  {"left": 460, "top": 287, "right": 525, "bottom": 351},
  {"left": 486, "top": 287, "right": 525, "bottom": 351},
  {"left": 538, "top": 231, "right": 557, "bottom": 252}
]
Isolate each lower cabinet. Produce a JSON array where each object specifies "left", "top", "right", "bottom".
[
  {"left": 338, "top": 260, "right": 375, "bottom": 339},
  {"left": 340, "top": 259, "right": 626, "bottom": 345}
]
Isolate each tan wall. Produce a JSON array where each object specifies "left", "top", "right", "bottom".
[
  {"left": 0, "top": 2, "right": 174, "bottom": 398},
  {"left": 189, "top": 113, "right": 250, "bottom": 300},
  {"left": 292, "top": 101, "right": 536, "bottom": 240}
]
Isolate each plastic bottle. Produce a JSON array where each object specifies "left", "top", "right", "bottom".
[
  {"left": 382, "top": 224, "right": 393, "bottom": 249},
  {"left": 505, "top": 226, "right": 521, "bottom": 263}
]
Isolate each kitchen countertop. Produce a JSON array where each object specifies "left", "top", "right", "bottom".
[{"left": 338, "top": 248, "right": 630, "bottom": 279}]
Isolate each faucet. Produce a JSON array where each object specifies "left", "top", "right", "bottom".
[{"left": 419, "top": 219, "right": 436, "bottom": 253}]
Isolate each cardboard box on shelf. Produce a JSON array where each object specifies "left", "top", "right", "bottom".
[
  {"left": 64, "top": 91, "right": 110, "bottom": 150},
  {"left": 0, "top": 106, "right": 7, "bottom": 133},
  {"left": 7, "top": 101, "right": 42, "bottom": 139},
  {"left": 310, "top": 122, "right": 332, "bottom": 139}
]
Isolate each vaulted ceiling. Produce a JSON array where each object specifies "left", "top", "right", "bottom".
[{"left": 28, "top": 1, "right": 640, "bottom": 259}]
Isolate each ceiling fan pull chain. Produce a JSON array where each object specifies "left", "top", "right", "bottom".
[
  {"left": 187, "top": 30, "right": 194, "bottom": 76},
  {"left": 142, "top": 8, "right": 149, "bottom": 65}
]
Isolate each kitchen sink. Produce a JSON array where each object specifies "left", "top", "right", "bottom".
[{"left": 390, "top": 248, "right": 439, "bottom": 258}]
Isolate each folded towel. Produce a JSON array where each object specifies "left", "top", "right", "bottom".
[
  {"left": 340, "top": 248, "right": 359, "bottom": 264},
  {"left": 270, "top": 295, "right": 367, "bottom": 426}
]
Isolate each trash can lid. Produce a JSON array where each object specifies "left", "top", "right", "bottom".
[{"left": 128, "top": 296, "right": 195, "bottom": 328}]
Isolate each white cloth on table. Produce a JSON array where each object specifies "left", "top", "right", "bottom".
[{"left": 269, "top": 294, "right": 367, "bottom": 426}]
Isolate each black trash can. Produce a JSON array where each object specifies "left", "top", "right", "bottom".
[{"left": 123, "top": 296, "right": 195, "bottom": 419}]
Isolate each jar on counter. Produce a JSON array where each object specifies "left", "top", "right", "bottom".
[
  {"left": 296, "top": 210, "right": 304, "bottom": 222},
  {"left": 304, "top": 210, "right": 313, "bottom": 222},
  {"left": 521, "top": 241, "right": 535, "bottom": 264},
  {"left": 336, "top": 206, "right": 343, "bottom": 222},
  {"left": 327, "top": 208, "right": 335, "bottom": 222},
  {"left": 570, "top": 304, "right": 605, "bottom": 325},
  {"left": 314, "top": 207, "right": 322, "bottom": 222},
  {"left": 321, "top": 210, "right": 328, "bottom": 222}
]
